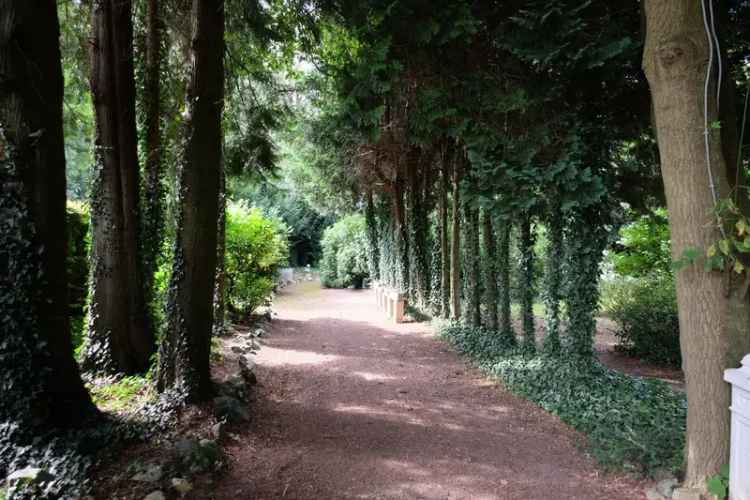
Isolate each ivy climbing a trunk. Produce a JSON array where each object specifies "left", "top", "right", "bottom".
[
  {"left": 141, "top": 0, "right": 166, "bottom": 313},
  {"left": 84, "top": 0, "right": 153, "bottom": 374},
  {"left": 158, "top": 0, "right": 225, "bottom": 402},
  {"left": 519, "top": 213, "right": 536, "bottom": 352},
  {"left": 481, "top": 207, "right": 499, "bottom": 332},
  {"left": 439, "top": 154, "right": 451, "bottom": 319},
  {"left": 497, "top": 222, "right": 514, "bottom": 344},
  {"left": 0, "top": 0, "right": 95, "bottom": 430},
  {"left": 462, "top": 200, "right": 481, "bottom": 328},
  {"left": 365, "top": 189, "right": 380, "bottom": 282},
  {"left": 450, "top": 150, "right": 462, "bottom": 320},
  {"left": 543, "top": 201, "right": 563, "bottom": 353}
]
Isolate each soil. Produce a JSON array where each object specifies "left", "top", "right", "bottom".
[{"left": 201, "top": 281, "right": 653, "bottom": 500}]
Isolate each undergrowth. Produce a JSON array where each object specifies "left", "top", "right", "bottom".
[{"left": 435, "top": 320, "right": 686, "bottom": 476}]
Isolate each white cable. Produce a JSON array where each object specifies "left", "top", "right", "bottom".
[
  {"left": 701, "top": 0, "right": 719, "bottom": 207},
  {"left": 708, "top": 0, "right": 722, "bottom": 111},
  {"left": 701, "top": 0, "right": 728, "bottom": 240}
]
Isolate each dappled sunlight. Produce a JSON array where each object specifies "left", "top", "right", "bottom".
[
  {"left": 255, "top": 346, "right": 339, "bottom": 366},
  {"left": 351, "top": 371, "right": 396, "bottom": 382}
]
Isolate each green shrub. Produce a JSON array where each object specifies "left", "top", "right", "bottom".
[
  {"left": 66, "top": 201, "right": 90, "bottom": 354},
  {"left": 225, "top": 201, "right": 289, "bottom": 316},
  {"left": 437, "top": 320, "right": 686, "bottom": 475},
  {"left": 320, "top": 214, "right": 369, "bottom": 288},
  {"left": 609, "top": 208, "right": 672, "bottom": 278},
  {"left": 601, "top": 277, "right": 680, "bottom": 367}
]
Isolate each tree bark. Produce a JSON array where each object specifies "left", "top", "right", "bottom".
[
  {"left": 85, "top": 0, "right": 153, "bottom": 374},
  {"left": 142, "top": 0, "right": 165, "bottom": 304},
  {"left": 543, "top": 201, "right": 563, "bottom": 353},
  {"left": 481, "top": 207, "right": 498, "bottom": 332},
  {"left": 0, "top": 0, "right": 94, "bottom": 428},
  {"left": 158, "top": 0, "right": 225, "bottom": 402},
  {"left": 497, "top": 222, "right": 514, "bottom": 344},
  {"left": 642, "top": 0, "right": 750, "bottom": 489},
  {"left": 439, "top": 159, "right": 451, "bottom": 319},
  {"left": 462, "top": 201, "right": 481, "bottom": 327},
  {"left": 450, "top": 154, "right": 462, "bottom": 320},
  {"left": 519, "top": 214, "right": 536, "bottom": 352}
]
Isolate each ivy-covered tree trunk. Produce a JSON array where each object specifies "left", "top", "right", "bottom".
[
  {"left": 543, "top": 201, "right": 563, "bottom": 353},
  {"left": 439, "top": 160, "right": 451, "bottom": 319},
  {"left": 462, "top": 202, "right": 481, "bottom": 328},
  {"left": 141, "top": 0, "right": 166, "bottom": 309},
  {"left": 642, "top": 0, "right": 750, "bottom": 489},
  {"left": 497, "top": 222, "right": 514, "bottom": 344},
  {"left": 85, "top": 0, "right": 153, "bottom": 374},
  {"left": 450, "top": 157, "right": 462, "bottom": 320},
  {"left": 0, "top": 0, "right": 94, "bottom": 430},
  {"left": 564, "top": 208, "right": 605, "bottom": 359},
  {"left": 407, "top": 152, "right": 430, "bottom": 309},
  {"left": 157, "top": 0, "right": 225, "bottom": 402},
  {"left": 365, "top": 190, "right": 380, "bottom": 282},
  {"left": 393, "top": 181, "right": 409, "bottom": 292},
  {"left": 481, "top": 208, "right": 499, "bottom": 332},
  {"left": 519, "top": 214, "right": 536, "bottom": 352},
  {"left": 213, "top": 164, "right": 226, "bottom": 336}
]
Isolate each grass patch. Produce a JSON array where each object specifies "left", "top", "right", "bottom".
[
  {"left": 435, "top": 320, "right": 686, "bottom": 476},
  {"left": 87, "top": 375, "right": 152, "bottom": 413}
]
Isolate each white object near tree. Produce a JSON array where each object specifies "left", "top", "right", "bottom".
[{"left": 725, "top": 354, "right": 750, "bottom": 500}]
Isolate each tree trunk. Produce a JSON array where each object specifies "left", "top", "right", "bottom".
[
  {"left": 157, "top": 0, "right": 225, "bottom": 402},
  {"left": 393, "top": 181, "right": 409, "bottom": 293},
  {"left": 450, "top": 156, "right": 462, "bottom": 320},
  {"left": 519, "top": 214, "right": 536, "bottom": 352},
  {"left": 85, "top": 0, "right": 153, "bottom": 374},
  {"left": 406, "top": 150, "right": 430, "bottom": 309},
  {"left": 462, "top": 201, "right": 481, "bottom": 327},
  {"left": 213, "top": 163, "right": 226, "bottom": 336},
  {"left": 0, "top": 0, "right": 94, "bottom": 429},
  {"left": 481, "top": 208, "right": 498, "bottom": 332},
  {"left": 642, "top": 0, "right": 750, "bottom": 489},
  {"left": 543, "top": 201, "right": 563, "bottom": 353},
  {"left": 142, "top": 0, "right": 165, "bottom": 306},
  {"left": 365, "top": 189, "right": 380, "bottom": 282},
  {"left": 497, "top": 222, "right": 514, "bottom": 344},
  {"left": 439, "top": 160, "right": 451, "bottom": 319}
]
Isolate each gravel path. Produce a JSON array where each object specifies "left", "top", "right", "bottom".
[{"left": 212, "top": 281, "right": 648, "bottom": 500}]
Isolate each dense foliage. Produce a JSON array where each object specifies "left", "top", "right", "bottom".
[
  {"left": 437, "top": 320, "right": 686, "bottom": 475},
  {"left": 320, "top": 215, "right": 369, "bottom": 289},
  {"left": 224, "top": 202, "right": 289, "bottom": 316}
]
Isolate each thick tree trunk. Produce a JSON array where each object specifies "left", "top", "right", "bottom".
[
  {"left": 158, "top": 0, "right": 225, "bottom": 402},
  {"left": 0, "top": 0, "right": 94, "bottom": 428},
  {"left": 497, "top": 223, "right": 514, "bottom": 344},
  {"left": 439, "top": 161, "right": 451, "bottom": 319},
  {"left": 85, "top": 0, "right": 153, "bottom": 374},
  {"left": 450, "top": 157, "right": 462, "bottom": 320},
  {"left": 519, "top": 214, "right": 535, "bottom": 352},
  {"left": 142, "top": 0, "right": 165, "bottom": 304},
  {"left": 642, "top": 0, "right": 750, "bottom": 489},
  {"left": 481, "top": 208, "right": 498, "bottom": 332},
  {"left": 406, "top": 151, "right": 430, "bottom": 309},
  {"left": 462, "top": 202, "right": 481, "bottom": 327}
]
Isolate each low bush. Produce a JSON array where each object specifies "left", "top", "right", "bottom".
[
  {"left": 436, "top": 320, "right": 686, "bottom": 475},
  {"left": 225, "top": 202, "right": 289, "bottom": 316},
  {"left": 601, "top": 277, "right": 680, "bottom": 367},
  {"left": 320, "top": 214, "right": 369, "bottom": 288}
]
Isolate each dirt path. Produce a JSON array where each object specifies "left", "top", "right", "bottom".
[{"left": 211, "top": 281, "right": 648, "bottom": 500}]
